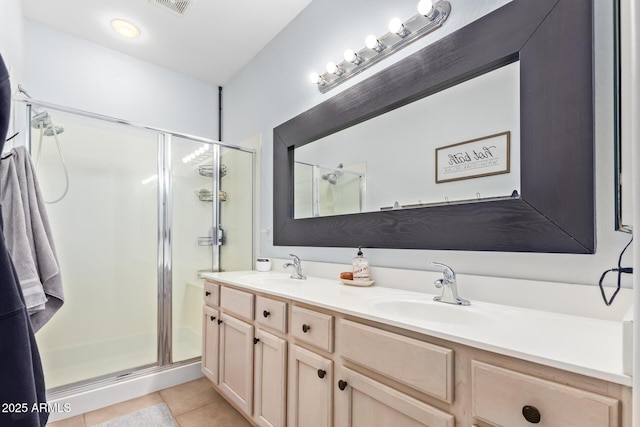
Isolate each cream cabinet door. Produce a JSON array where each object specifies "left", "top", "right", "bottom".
[
  {"left": 254, "top": 329, "right": 287, "bottom": 427},
  {"left": 334, "top": 366, "right": 455, "bottom": 427},
  {"left": 202, "top": 306, "right": 219, "bottom": 384},
  {"left": 288, "top": 344, "right": 333, "bottom": 427},
  {"left": 219, "top": 312, "right": 254, "bottom": 415}
]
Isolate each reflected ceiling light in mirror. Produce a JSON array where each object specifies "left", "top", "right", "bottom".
[{"left": 309, "top": 0, "right": 451, "bottom": 93}]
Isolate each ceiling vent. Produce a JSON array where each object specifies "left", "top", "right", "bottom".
[{"left": 151, "top": 0, "right": 192, "bottom": 16}]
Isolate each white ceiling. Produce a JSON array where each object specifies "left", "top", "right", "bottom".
[{"left": 21, "top": 0, "right": 313, "bottom": 86}]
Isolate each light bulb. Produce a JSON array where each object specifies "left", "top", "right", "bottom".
[
  {"left": 418, "top": 0, "right": 434, "bottom": 16},
  {"left": 344, "top": 49, "right": 363, "bottom": 65},
  {"left": 203, "top": 144, "right": 210, "bottom": 151},
  {"left": 310, "top": 72, "right": 320, "bottom": 84},
  {"left": 344, "top": 49, "right": 356, "bottom": 62},
  {"left": 182, "top": 157, "right": 188, "bottom": 163},
  {"left": 326, "top": 62, "right": 338, "bottom": 74},
  {"left": 197, "top": 147, "right": 205, "bottom": 155},
  {"left": 388, "top": 18, "right": 403, "bottom": 34},
  {"left": 365, "top": 34, "right": 379, "bottom": 50}
]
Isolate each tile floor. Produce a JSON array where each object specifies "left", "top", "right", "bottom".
[{"left": 46, "top": 378, "right": 251, "bottom": 427}]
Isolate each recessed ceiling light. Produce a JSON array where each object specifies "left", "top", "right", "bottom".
[{"left": 111, "top": 19, "right": 141, "bottom": 39}]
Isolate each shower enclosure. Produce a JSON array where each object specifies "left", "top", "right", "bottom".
[
  {"left": 17, "top": 100, "right": 254, "bottom": 393},
  {"left": 294, "top": 161, "right": 365, "bottom": 218}
]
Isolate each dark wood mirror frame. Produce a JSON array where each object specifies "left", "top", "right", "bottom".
[{"left": 273, "top": 0, "right": 594, "bottom": 253}]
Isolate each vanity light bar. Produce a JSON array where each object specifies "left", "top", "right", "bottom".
[{"left": 310, "top": 0, "right": 451, "bottom": 93}]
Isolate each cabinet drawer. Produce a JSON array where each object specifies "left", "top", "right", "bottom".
[
  {"left": 256, "top": 296, "right": 287, "bottom": 333},
  {"left": 204, "top": 281, "right": 220, "bottom": 307},
  {"left": 339, "top": 319, "right": 454, "bottom": 403},
  {"left": 472, "top": 361, "right": 620, "bottom": 427},
  {"left": 335, "top": 366, "right": 454, "bottom": 427},
  {"left": 220, "top": 286, "right": 254, "bottom": 320},
  {"left": 291, "top": 306, "right": 333, "bottom": 353}
]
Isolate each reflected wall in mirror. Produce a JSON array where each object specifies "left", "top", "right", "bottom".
[
  {"left": 294, "top": 62, "right": 520, "bottom": 218},
  {"left": 274, "top": 0, "right": 595, "bottom": 253}
]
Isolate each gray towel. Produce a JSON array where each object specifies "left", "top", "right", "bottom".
[{"left": 0, "top": 146, "right": 64, "bottom": 332}]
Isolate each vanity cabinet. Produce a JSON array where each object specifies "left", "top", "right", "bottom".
[
  {"left": 291, "top": 306, "right": 334, "bottom": 353},
  {"left": 339, "top": 319, "right": 454, "bottom": 403},
  {"left": 288, "top": 344, "right": 333, "bottom": 427},
  {"left": 203, "top": 282, "right": 288, "bottom": 427},
  {"left": 334, "top": 366, "right": 454, "bottom": 427},
  {"left": 202, "top": 305, "right": 219, "bottom": 384},
  {"left": 203, "top": 279, "right": 631, "bottom": 427},
  {"left": 471, "top": 361, "right": 620, "bottom": 427},
  {"left": 254, "top": 329, "right": 287, "bottom": 427},
  {"left": 218, "top": 312, "right": 254, "bottom": 414}
]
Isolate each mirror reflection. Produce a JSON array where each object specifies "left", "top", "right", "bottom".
[{"left": 294, "top": 61, "right": 521, "bottom": 218}]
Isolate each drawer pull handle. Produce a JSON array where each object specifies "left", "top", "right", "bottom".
[
  {"left": 338, "top": 380, "right": 348, "bottom": 391},
  {"left": 522, "top": 405, "right": 541, "bottom": 424},
  {"left": 253, "top": 338, "right": 260, "bottom": 345},
  {"left": 302, "top": 324, "right": 311, "bottom": 333},
  {"left": 317, "top": 369, "right": 326, "bottom": 379},
  {"left": 263, "top": 310, "right": 270, "bottom": 318},
  {"left": 210, "top": 316, "right": 216, "bottom": 321},
  {"left": 217, "top": 319, "right": 223, "bottom": 325},
  {"left": 205, "top": 291, "right": 211, "bottom": 296}
]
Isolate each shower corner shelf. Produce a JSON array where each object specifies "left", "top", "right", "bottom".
[
  {"left": 197, "top": 189, "right": 228, "bottom": 202},
  {"left": 198, "top": 164, "right": 227, "bottom": 179},
  {"left": 198, "top": 236, "right": 214, "bottom": 246}
]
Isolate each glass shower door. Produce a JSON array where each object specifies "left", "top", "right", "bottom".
[
  {"left": 32, "top": 110, "right": 159, "bottom": 389},
  {"left": 170, "top": 136, "right": 215, "bottom": 363}
]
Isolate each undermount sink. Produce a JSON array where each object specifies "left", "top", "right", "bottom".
[{"left": 369, "top": 297, "right": 491, "bottom": 325}]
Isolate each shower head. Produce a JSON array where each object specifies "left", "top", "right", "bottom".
[
  {"left": 321, "top": 172, "right": 338, "bottom": 185},
  {"left": 321, "top": 163, "right": 344, "bottom": 185},
  {"left": 31, "top": 111, "right": 64, "bottom": 136}
]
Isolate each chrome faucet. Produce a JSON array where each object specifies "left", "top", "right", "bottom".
[
  {"left": 284, "top": 254, "right": 306, "bottom": 280},
  {"left": 431, "top": 262, "right": 470, "bottom": 306}
]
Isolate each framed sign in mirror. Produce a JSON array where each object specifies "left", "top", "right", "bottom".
[{"left": 274, "top": 0, "right": 595, "bottom": 253}]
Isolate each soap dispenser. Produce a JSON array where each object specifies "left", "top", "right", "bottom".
[{"left": 352, "top": 247, "right": 370, "bottom": 281}]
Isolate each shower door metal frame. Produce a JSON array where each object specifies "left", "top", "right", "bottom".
[
  {"left": 16, "top": 97, "right": 255, "bottom": 393},
  {"left": 157, "top": 132, "right": 173, "bottom": 366}
]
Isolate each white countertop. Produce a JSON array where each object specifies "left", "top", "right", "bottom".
[{"left": 203, "top": 270, "right": 631, "bottom": 387}]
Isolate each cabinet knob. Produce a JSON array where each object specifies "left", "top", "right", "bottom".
[
  {"left": 522, "top": 405, "right": 541, "bottom": 424},
  {"left": 217, "top": 319, "right": 223, "bottom": 325},
  {"left": 317, "top": 369, "right": 326, "bottom": 379},
  {"left": 210, "top": 316, "right": 216, "bottom": 321},
  {"left": 302, "top": 324, "right": 311, "bottom": 333},
  {"left": 205, "top": 291, "right": 211, "bottom": 296},
  {"left": 338, "top": 380, "right": 348, "bottom": 391},
  {"left": 263, "top": 310, "right": 270, "bottom": 318},
  {"left": 253, "top": 337, "right": 260, "bottom": 345}
]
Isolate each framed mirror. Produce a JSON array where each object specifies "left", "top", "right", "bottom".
[{"left": 274, "top": 0, "right": 595, "bottom": 253}]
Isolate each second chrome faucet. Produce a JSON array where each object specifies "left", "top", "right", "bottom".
[
  {"left": 431, "top": 262, "right": 470, "bottom": 306},
  {"left": 284, "top": 254, "right": 306, "bottom": 280}
]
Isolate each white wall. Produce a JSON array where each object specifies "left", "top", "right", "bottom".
[
  {"left": 0, "top": 0, "right": 26, "bottom": 139},
  {"left": 22, "top": 20, "right": 218, "bottom": 138},
  {"left": 224, "top": 0, "right": 633, "bottom": 288},
  {"left": 0, "top": 0, "right": 25, "bottom": 84}
]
